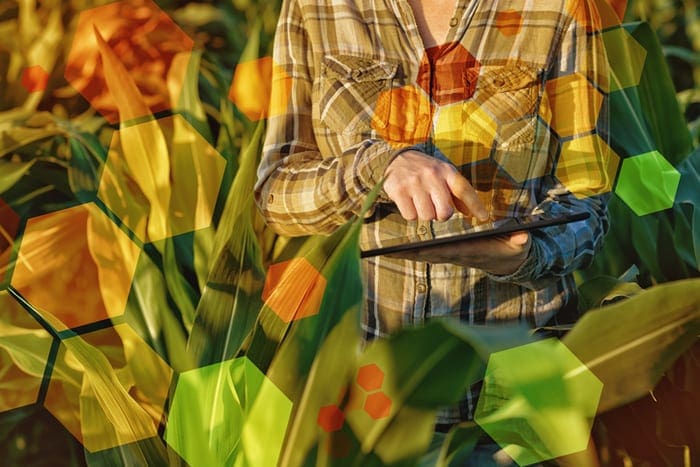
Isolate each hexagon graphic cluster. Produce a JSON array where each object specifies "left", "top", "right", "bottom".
[
  {"left": 64, "top": 0, "right": 194, "bottom": 124},
  {"left": 165, "top": 357, "right": 292, "bottom": 467},
  {"left": 475, "top": 339, "right": 603, "bottom": 466}
]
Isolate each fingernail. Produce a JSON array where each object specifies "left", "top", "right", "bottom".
[{"left": 478, "top": 210, "right": 489, "bottom": 222}]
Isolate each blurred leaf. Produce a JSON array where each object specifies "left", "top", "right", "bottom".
[
  {"left": 95, "top": 26, "right": 171, "bottom": 242},
  {"left": 187, "top": 122, "right": 266, "bottom": 366},
  {"left": 0, "top": 159, "right": 35, "bottom": 195},
  {"left": 564, "top": 278, "right": 700, "bottom": 412}
]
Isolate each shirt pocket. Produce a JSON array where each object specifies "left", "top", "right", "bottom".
[
  {"left": 319, "top": 55, "right": 399, "bottom": 135},
  {"left": 474, "top": 64, "right": 543, "bottom": 148}
]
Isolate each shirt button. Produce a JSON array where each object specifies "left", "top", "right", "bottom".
[
  {"left": 267, "top": 193, "right": 274, "bottom": 204},
  {"left": 492, "top": 78, "right": 506, "bottom": 87},
  {"left": 416, "top": 283, "right": 427, "bottom": 293},
  {"left": 417, "top": 225, "right": 428, "bottom": 235},
  {"left": 449, "top": 17, "right": 458, "bottom": 27}
]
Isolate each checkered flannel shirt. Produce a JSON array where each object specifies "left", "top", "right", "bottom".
[{"left": 255, "top": 0, "right": 612, "bottom": 423}]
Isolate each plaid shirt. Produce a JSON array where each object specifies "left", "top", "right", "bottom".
[{"left": 256, "top": 0, "right": 612, "bottom": 422}]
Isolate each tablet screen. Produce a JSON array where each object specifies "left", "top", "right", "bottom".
[{"left": 360, "top": 211, "right": 590, "bottom": 258}]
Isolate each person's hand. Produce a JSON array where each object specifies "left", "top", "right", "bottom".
[
  {"left": 383, "top": 150, "right": 489, "bottom": 222},
  {"left": 391, "top": 231, "right": 531, "bottom": 275}
]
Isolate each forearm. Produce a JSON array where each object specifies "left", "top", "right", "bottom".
[{"left": 255, "top": 137, "right": 398, "bottom": 236}]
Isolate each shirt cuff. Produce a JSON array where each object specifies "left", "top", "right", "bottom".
[
  {"left": 355, "top": 140, "right": 421, "bottom": 203},
  {"left": 486, "top": 236, "right": 545, "bottom": 287}
]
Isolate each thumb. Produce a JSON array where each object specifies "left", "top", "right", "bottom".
[{"left": 509, "top": 231, "right": 530, "bottom": 246}]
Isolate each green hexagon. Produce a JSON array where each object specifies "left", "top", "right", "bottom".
[
  {"left": 164, "top": 357, "right": 292, "bottom": 467},
  {"left": 474, "top": 339, "right": 602, "bottom": 466},
  {"left": 603, "top": 27, "right": 647, "bottom": 92},
  {"left": 615, "top": 151, "right": 680, "bottom": 216}
]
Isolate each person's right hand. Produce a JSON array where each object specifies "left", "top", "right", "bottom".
[{"left": 383, "top": 150, "right": 489, "bottom": 222}]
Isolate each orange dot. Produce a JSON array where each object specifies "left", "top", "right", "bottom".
[
  {"left": 317, "top": 404, "right": 345, "bottom": 432},
  {"left": 21, "top": 65, "right": 49, "bottom": 93},
  {"left": 495, "top": 10, "right": 523, "bottom": 36}
]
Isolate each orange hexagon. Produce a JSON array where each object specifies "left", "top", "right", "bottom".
[
  {"left": 357, "top": 363, "right": 385, "bottom": 392},
  {"left": 64, "top": 0, "right": 194, "bottom": 124},
  {"left": 229, "top": 56, "right": 293, "bottom": 121},
  {"left": 434, "top": 101, "right": 496, "bottom": 167},
  {"left": 364, "top": 391, "right": 392, "bottom": 420},
  {"left": 317, "top": 404, "right": 345, "bottom": 432},
  {"left": 10, "top": 203, "right": 140, "bottom": 331},
  {"left": 44, "top": 323, "right": 172, "bottom": 452},
  {"left": 566, "top": 0, "right": 624, "bottom": 33},
  {"left": 372, "top": 85, "right": 433, "bottom": 148},
  {"left": 556, "top": 133, "right": 620, "bottom": 198},
  {"left": 0, "top": 290, "right": 53, "bottom": 413},
  {"left": 544, "top": 73, "right": 604, "bottom": 139},
  {"left": 0, "top": 198, "right": 20, "bottom": 285},
  {"left": 495, "top": 10, "right": 523, "bottom": 36},
  {"left": 21, "top": 65, "right": 50, "bottom": 93},
  {"left": 97, "top": 115, "right": 226, "bottom": 243},
  {"left": 417, "top": 43, "right": 480, "bottom": 106},
  {"left": 262, "top": 258, "right": 327, "bottom": 323}
]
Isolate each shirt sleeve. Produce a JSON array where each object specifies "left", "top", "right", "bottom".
[
  {"left": 489, "top": 0, "right": 614, "bottom": 287},
  {"left": 254, "top": 0, "right": 400, "bottom": 237}
]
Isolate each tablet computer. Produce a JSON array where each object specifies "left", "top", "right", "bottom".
[{"left": 360, "top": 211, "right": 590, "bottom": 258}]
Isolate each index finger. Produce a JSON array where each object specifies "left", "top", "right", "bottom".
[{"left": 446, "top": 171, "right": 489, "bottom": 221}]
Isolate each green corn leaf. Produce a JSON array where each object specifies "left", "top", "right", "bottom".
[{"left": 564, "top": 278, "right": 700, "bottom": 412}]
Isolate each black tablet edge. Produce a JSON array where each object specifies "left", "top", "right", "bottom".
[{"left": 360, "top": 211, "right": 590, "bottom": 258}]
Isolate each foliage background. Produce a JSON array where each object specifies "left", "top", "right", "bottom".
[{"left": 0, "top": 0, "right": 698, "bottom": 466}]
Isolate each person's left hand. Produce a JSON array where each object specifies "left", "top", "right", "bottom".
[{"left": 390, "top": 231, "right": 531, "bottom": 275}]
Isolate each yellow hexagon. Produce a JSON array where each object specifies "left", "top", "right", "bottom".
[
  {"left": 544, "top": 73, "right": 604, "bottom": 138},
  {"left": 557, "top": 134, "right": 620, "bottom": 198},
  {"left": 603, "top": 27, "right": 647, "bottom": 91},
  {"left": 44, "top": 323, "right": 172, "bottom": 452},
  {"left": 493, "top": 120, "right": 556, "bottom": 183},
  {"left": 0, "top": 290, "right": 53, "bottom": 413},
  {"left": 10, "top": 203, "right": 140, "bottom": 332},
  {"left": 97, "top": 115, "right": 226, "bottom": 243},
  {"left": 434, "top": 101, "right": 496, "bottom": 167}
]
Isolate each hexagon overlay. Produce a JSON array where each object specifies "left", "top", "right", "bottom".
[
  {"left": 417, "top": 44, "right": 480, "bottom": 106},
  {"left": 44, "top": 323, "right": 172, "bottom": 452},
  {"left": 229, "top": 56, "right": 293, "bottom": 121},
  {"left": 0, "top": 290, "right": 53, "bottom": 413},
  {"left": 603, "top": 27, "right": 647, "bottom": 91},
  {"left": 615, "top": 151, "right": 680, "bottom": 216},
  {"left": 357, "top": 363, "right": 385, "bottom": 391},
  {"left": 64, "top": 0, "right": 194, "bottom": 124},
  {"left": 10, "top": 203, "right": 139, "bottom": 332},
  {"left": 165, "top": 357, "right": 292, "bottom": 467},
  {"left": 434, "top": 101, "right": 496, "bottom": 167},
  {"left": 495, "top": 10, "right": 523, "bottom": 36},
  {"left": 97, "top": 115, "right": 226, "bottom": 243},
  {"left": 372, "top": 84, "right": 433, "bottom": 148},
  {"left": 262, "top": 257, "right": 327, "bottom": 322},
  {"left": 544, "top": 73, "right": 604, "bottom": 139},
  {"left": 557, "top": 134, "right": 620, "bottom": 198},
  {"left": 475, "top": 339, "right": 603, "bottom": 466}
]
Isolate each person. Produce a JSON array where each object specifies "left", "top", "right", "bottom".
[{"left": 255, "top": 0, "right": 612, "bottom": 463}]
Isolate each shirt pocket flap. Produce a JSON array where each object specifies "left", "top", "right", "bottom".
[
  {"left": 480, "top": 64, "right": 542, "bottom": 92},
  {"left": 322, "top": 55, "right": 399, "bottom": 82}
]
